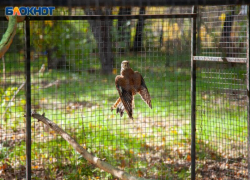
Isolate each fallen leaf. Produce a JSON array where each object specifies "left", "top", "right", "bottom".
[
  {"left": 112, "top": 68, "right": 117, "bottom": 75},
  {"left": 186, "top": 154, "right": 191, "bottom": 162},
  {"left": 32, "top": 165, "right": 39, "bottom": 169},
  {"left": 0, "top": 164, "right": 8, "bottom": 170},
  {"left": 138, "top": 170, "right": 144, "bottom": 177}
]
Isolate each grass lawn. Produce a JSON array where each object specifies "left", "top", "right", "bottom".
[{"left": 0, "top": 52, "right": 247, "bottom": 179}]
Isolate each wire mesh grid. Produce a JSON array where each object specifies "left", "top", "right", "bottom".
[
  {"left": 195, "top": 5, "right": 248, "bottom": 180},
  {"left": 0, "top": 4, "right": 248, "bottom": 180},
  {"left": 198, "top": 5, "right": 248, "bottom": 59},
  {"left": 0, "top": 20, "right": 26, "bottom": 179},
  {"left": 27, "top": 10, "right": 192, "bottom": 179},
  {"left": 196, "top": 62, "right": 248, "bottom": 179}
]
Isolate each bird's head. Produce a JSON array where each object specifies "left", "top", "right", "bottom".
[{"left": 121, "top": 60, "right": 130, "bottom": 70}]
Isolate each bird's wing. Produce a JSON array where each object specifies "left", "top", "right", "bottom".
[
  {"left": 139, "top": 75, "right": 152, "bottom": 109},
  {"left": 115, "top": 78, "right": 133, "bottom": 119}
]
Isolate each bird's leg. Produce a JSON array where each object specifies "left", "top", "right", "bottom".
[{"left": 111, "top": 98, "right": 121, "bottom": 111}]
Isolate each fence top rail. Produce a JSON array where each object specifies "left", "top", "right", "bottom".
[
  {"left": 0, "top": 0, "right": 248, "bottom": 6},
  {"left": 0, "top": 14, "right": 197, "bottom": 21},
  {"left": 193, "top": 56, "right": 247, "bottom": 63}
]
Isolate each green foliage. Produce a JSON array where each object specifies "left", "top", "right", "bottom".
[
  {"left": 30, "top": 19, "right": 96, "bottom": 69},
  {"left": 0, "top": 147, "right": 10, "bottom": 161},
  {"left": 1, "top": 87, "right": 17, "bottom": 121}
]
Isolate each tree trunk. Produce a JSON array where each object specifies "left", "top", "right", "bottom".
[
  {"left": 2, "top": 56, "right": 5, "bottom": 85},
  {"left": 133, "top": 7, "right": 145, "bottom": 52},
  {"left": 196, "top": 7, "right": 201, "bottom": 56},
  {"left": 47, "top": 47, "right": 57, "bottom": 69},
  {"left": 118, "top": 7, "right": 131, "bottom": 52},
  {"left": 47, "top": 47, "right": 67, "bottom": 70},
  {"left": 85, "top": 8, "right": 114, "bottom": 74},
  {"left": 219, "top": 9, "right": 235, "bottom": 58}
]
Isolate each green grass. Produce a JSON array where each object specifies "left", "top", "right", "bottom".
[{"left": 0, "top": 52, "right": 247, "bottom": 179}]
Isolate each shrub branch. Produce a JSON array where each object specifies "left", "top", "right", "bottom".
[{"left": 30, "top": 112, "right": 152, "bottom": 180}]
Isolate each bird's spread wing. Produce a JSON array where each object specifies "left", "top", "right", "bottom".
[
  {"left": 139, "top": 76, "right": 152, "bottom": 109},
  {"left": 116, "top": 84, "right": 133, "bottom": 119}
]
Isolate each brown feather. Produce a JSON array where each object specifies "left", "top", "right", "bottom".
[
  {"left": 138, "top": 75, "right": 152, "bottom": 109},
  {"left": 112, "top": 62, "right": 152, "bottom": 119},
  {"left": 115, "top": 77, "right": 133, "bottom": 119},
  {"left": 139, "top": 87, "right": 152, "bottom": 109}
]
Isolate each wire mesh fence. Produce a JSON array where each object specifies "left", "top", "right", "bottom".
[
  {"left": 195, "top": 6, "right": 248, "bottom": 179},
  {"left": 0, "top": 3, "right": 249, "bottom": 180},
  {"left": 196, "top": 61, "right": 247, "bottom": 179},
  {"left": 197, "top": 5, "right": 248, "bottom": 63},
  {"left": 28, "top": 13, "right": 192, "bottom": 179},
  {"left": 0, "top": 19, "right": 26, "bottom": 179}
]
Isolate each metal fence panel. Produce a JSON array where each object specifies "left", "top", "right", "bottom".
[{"left": 0, "top": 4, "right": 249, "bottom": 180}]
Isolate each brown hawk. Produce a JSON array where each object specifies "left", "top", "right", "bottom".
[{"left": 111, "top": 60, "right": 152, "bottom": 119}]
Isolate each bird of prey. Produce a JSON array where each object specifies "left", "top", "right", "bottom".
[{"left": 111, "top": 60, "right": 152, "bottom": 119}]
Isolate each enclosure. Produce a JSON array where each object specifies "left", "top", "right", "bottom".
[{"left": 0, "top": 1, "right": 249, "bottom": 179}]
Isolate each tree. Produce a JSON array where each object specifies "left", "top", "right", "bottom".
[
  {"left": 31, "top": 20, "right": 83, "bottom": 70},
  {"left": 219, "top": 10, "right": 235, "bottom": 58},
  {"left": 219, "top": 7, "right": 244, "bottom": 59},
  {"left": 117, "top": 7, "right": 131, "bottom": 52},
  {"left": 133, "top": 7, "right": 146, "bottom": 52},
  {"left": 84, "top": 8, "right": 114, "bottom": 74}
]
